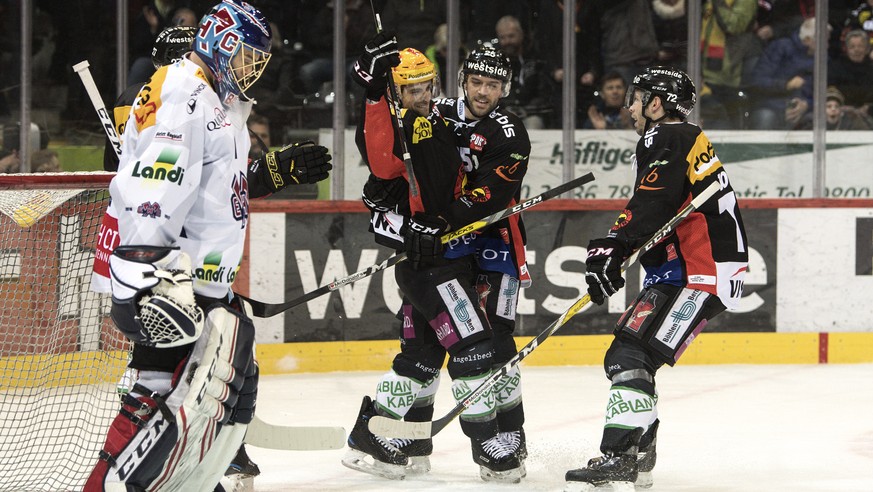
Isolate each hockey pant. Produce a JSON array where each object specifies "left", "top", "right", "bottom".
[
  {"left": 599, "top": 284, "right": 725, "bottom": 455},
  {"left": 391, "top": 258, "right": 520, "bottom": 440},
  {"left": 85, "top": 304, "right": 257, "bottom": 492}
]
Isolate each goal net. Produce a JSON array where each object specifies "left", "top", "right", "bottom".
[{"left": 0, "top": 172, "right": 130, "bottom": 491}]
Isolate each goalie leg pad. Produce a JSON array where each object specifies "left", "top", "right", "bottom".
[{"left": 88, "top": 304, "right": 256, "bottom": 492}]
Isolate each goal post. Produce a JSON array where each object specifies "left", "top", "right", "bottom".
[{"left": 0, "top": 172, "right": 130, "bottom": 491}]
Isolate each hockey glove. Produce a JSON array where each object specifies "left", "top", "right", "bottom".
[
  {"left": 585, "top": 237, "right": 627, "bottom": 305},
  {"left": 362, "top": 174, "right": 407, "bottom": 213},
  {"left": 260, "top": 140, "right": 332, "bottom": 192},
  {"left": 404, "top": 213, "right": 449, "bottom": 270},
  {"left": 352, "top": 31, "right": 400, "bottom": 97}
]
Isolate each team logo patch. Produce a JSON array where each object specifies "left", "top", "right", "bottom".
[
  {"left": 469, "top": 187, "right": 491, "bottom": 202},
  {"left": 470, "top": 133, "right": 487, "bottom": 151},
  {"left": 231, "top": 171, "right": 249, "bottom": 229},
  {"left": 136, "top": 201, "right": 162, "bottom": 218},
  {"left": 495, "top": 161, "right": 521, "bottom": 182},
  {"left": 611, "top": 209, "right": 632, "bottom": 231},
  {"left": 666, "top": 243, "right": 678, "bottom": 261},
  {"left": 413, "top": 116, "right": 433, "bottom": 143}
]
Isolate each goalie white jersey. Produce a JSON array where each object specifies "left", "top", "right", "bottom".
[{"left": 109, "top": 57, "right": 253, "bottom": 298}]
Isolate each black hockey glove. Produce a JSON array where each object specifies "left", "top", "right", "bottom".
[
  {"left": 261, "top": 140, "right": 332, "bottom": 190},
  {"left": 585, "top": 237, "right": 627, "bottom": 305},
  {"left": 404, "top": 213, "right": 449, "bottom": 270},
  {"left": 352, "top": 31, "right": 400, "bottom": 96},
  {"left": 362, "top": 174, "right": 407, "bottom": 213}
]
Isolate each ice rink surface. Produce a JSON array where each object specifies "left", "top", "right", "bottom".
[{"left": 248, "top": 364, "right": 873, "bottom": 491}]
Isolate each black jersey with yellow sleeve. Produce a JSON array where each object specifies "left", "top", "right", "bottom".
[{"left": 607, "top": 121, "right": 748, "bottom": 309}]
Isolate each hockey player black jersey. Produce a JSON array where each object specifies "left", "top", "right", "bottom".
[
  {"left": 609, "top": 121, "right": 748, "bottom": 309},
  {"left": 433, "top": 97, "right": 532, "bottom": 286}
]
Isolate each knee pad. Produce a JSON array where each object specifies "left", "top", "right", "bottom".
[
  {"left": 604, "top": 337, "right": 659, "bottom": 394},
  {"left": 446, "top": 339, "right": 495, "bottom": 379}
]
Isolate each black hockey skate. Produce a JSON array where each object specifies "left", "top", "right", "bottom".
[
  {"left": 221, "top": 444, "right": 260, "bottom": 492},
  {"left": 341, "top": 396, "right": 409, "bottom": 480},
  {"left": 472, "top": 435, "right": 525, "bottom": 483},
  {"left": 499, "top": 428, "right": 528, "bottom": 460},
  {"left": 635, "top": 423, "right": 658, "bottom": 489},
  {"left": 565, "top": 453, "right": 638, "bottom": 487},
  {"left": 391, "top": 437, "right": 433, "bottom": 475}
]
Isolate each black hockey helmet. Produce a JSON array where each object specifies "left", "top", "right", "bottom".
[
  {"left": 151, "top": 26, "right": 196, "bottom": 69},
  {"left": 458, "top": 46, "right": 512, "bottom": 97},
  {"left": 625, "top": 66, "right": 696, "bottom": 120}
]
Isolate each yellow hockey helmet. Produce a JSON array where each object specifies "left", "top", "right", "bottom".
[{"left": 392, "top": 48, "right": 437, "bottom": 86}]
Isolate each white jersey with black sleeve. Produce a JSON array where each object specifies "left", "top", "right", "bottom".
[{"left": 109, "top": 57, "right": 253, "bottom": 299}]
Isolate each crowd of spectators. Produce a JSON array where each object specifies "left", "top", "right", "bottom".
[{"left": 2, "top": 0, "right": 873, "bottom": 174}]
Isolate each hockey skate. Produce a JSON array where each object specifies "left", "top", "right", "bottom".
[
  {"left": 565, "top": 453, "right": 638, "bottom": 490},
  {"left": 391, "top": 437, "right": 433, "bottom": 475},
  {"left": 342, "top": 396, "right": 409, "bottom": 480},
  {"left": 471, "top": 435, "right": 525, "bottom": 483},
  {"left": 221, "top": 443, "right": 260, "bottom": 492},
  {"left": 635, "top": 426, "right": 657, "bottom": 489}
]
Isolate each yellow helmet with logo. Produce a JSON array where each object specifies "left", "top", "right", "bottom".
[{"left": 392, "top": 48, "right": 437, "bottom": 86}]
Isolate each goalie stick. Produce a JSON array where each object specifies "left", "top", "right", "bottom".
[
  {"left": 74, "top": 60, "right": 347, "bottom": 452},
  {"left": 239, "top": 172, "right": 595, "bottom": 318},
  {"left": 368, "top": 180, "right": 722, "bottom": 439}
]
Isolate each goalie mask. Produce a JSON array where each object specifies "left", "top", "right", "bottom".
[
  {"left": 194, "top": 1, "right": 272, "bottom": 105},
  {"left": 152, "top": 26, "right": 196, "bottom": 69},
  {"left": 624, "top": 66, "right": 696, "bottom": 120}
]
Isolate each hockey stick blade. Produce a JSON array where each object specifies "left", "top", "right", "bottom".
[
  {"left": 368, "top": 181, "right": 721, "bottom": 439},
  {"left": 241, "top": 172, "right": 595, "bottom": 318},
  {"left": 246, "top": 415, "right": 346, "bottom": 451}
]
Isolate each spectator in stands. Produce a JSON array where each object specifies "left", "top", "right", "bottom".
[
  {"left": 843, "top": 0, "right": 873, "bottom": 59},
  {"left": 31, "top": 149, "right": 60, "bottom": 173},
  {"left": 755, "top": 0, "right": 815, "bottom": 46},
  {"left": 699, "top": 0, "right": 758, "bottom": 129},
  {"left": 425, "top": 24, "right": 451, "bottom": 95},
  {"left": 247, "top": 112, "right": 272, "bottom": 160},
  {"left": 242, "top": 22, "right": 301, "bottom": 128},
  {"left": 748, "top": 17, "right": 821, "bottom": 129},
  {"left": 578, "top": 0, "right": 659, "bottom": 90},
  {"left": 583, "top": 72, "right": 634, "bottom": 130},
  {"left": 495, "top": 15, "right": 555, "bottom": 129},
  {"left": 128, "top": 1, "right": 177, "bottom": 84},
  {"left": 651, "top": 0, "right": 688, "bottom": 70},
  {"left": 828, "top": 29, "right": 873, "bottom": 114},
  {"left": 0, "top": 150, "right": 18, "bottom": 173},
  {"left": 169, "top": 7, "right": 198, "bottom": 27},
  {"left": 794, "top": 86, "right": 873, "bottom": 130},
  {"left": 374, "top": 0, "right": 446, "bottom": 53}
]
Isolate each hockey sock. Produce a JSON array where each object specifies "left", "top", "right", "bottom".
[{"left": 375, "top": 370, "right": 425, "bottom": 419}]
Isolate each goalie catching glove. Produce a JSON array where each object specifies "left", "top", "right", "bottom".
[
  {"left": 248, "top": 141, "right": 332, "bottom": 197},
  {"left": 585, "top": 237, "right": 627, "bottom": 305},
  {"left": 109, "top": 246, "right": 204, "bottom": 347}
]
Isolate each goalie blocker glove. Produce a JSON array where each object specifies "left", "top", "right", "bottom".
[
  {"left": 352, "top": 31, "right": 400, "bottom": 98},
  {"left": 109, "top": 246, "right": 204, "bottom": 347},
  {"left": 585, "top": 237, "right": 627, "bottom": 305},
  {"left": 248, "top": 140, "right": 332, "bottom": 198},
  {"left": 404, "top": 213, "right": 449, "bottom": 270}
]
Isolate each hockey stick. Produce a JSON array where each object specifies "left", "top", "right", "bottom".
[
  {"left": 74, "top": 64, "right": 348, "bottom": 452},
  {"left": 368, "top": 1, "right": 419, "bottom": 198},
  {"left": 73, "top": 61, "right": 122, "bottom": 158},
  {"left": 368, "top": 180, "right": 722, "bottom": 439},
  {"left": 247, "top": 415, "right": 346, "bottom": 451},
  {"left": 240, "top": 172, "right": 595, "bottom": 318}
]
